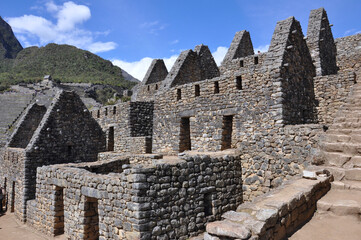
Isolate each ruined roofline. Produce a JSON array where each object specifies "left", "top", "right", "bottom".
[
  {"left": 24, "top": 90, "right": 95, "bottom": 152},
  {"left": 6, "top": 102, "right": 47, "bottom": 149},
  {"left": 306, "top": 7, "right": 337, "bottom": 76},
  {"left": 162, "top": 44, "right": 220, "bottom": 89},
  {"left": 221, "top": 30, "right": 254, "bottom": 65},
  {"left": 143, "top": 59, "right": 168, "bottom": 85}
]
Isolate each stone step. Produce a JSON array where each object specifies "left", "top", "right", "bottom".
[
  {"left": 317, "top": 189, "right": 361, "bottom": 216},
  {"left": 323, "top": 152, "right": 352, "bottom": 167},
  {"left": 324, "top": 166, "right": 361, "bottom": 181},
  {"left": 344, "top": 156, "right": 361, "bottom": 168},
  {"left": 326, "top": 129, "right": 361, "bottom": 135},
  {"left": 342, "top": 106, "right": 361, "bottom": 111},
  {"left": 320, "top": 142, "right": 361, "bottom": 155},
  {"left": 324, "top": 134, "right": 351, "bottom": 143},
  {"left": 323, "top": 134, "right": 361, "bottom": 145},
  {"left": 333, "top": 117, "right": 361, "bottom": 123},
  {"left": 345, "top": 168, "right": 361, "bottom": 181},
  {"left": 331, "top": 181, "right": 361, "bottom": 191},
  {"left": 331, "top": 122, "right": 361, "bottom": 129}
]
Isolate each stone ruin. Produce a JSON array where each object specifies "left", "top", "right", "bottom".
[{"left": 0, "top": 7, "right": 360, "bottom": 240}]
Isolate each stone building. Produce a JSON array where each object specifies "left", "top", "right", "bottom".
[
  {"left": 0, "top": 89, "right": 106, "bottom": 221},
  {"left": 0, "top": 6, "right": 360, "bottom": 240}
]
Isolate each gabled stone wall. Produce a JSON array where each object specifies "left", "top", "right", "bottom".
[
  {"left": 307, "top": 7, "right": 338, "bottom": 76},
  {"left": 1, "top": 90, "right": 106, "bottom": 222},
  {"left": 8, "top": 103, "right": 47, "bottom": 148},
  {"left": 268, "top": 17, "right": 317, "bottom": 125},
  {"left": 221, "top": 30, "right": 254, "bottom": 67}
]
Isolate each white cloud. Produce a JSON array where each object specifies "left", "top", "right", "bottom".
[
  {"left": 112, "top": 57, "right": 153, "bottom": 81},
  {"left": 56, "top": 1, "right": 91, "bottom": 31},
  {"left": 254, "top": 44, "right": 269, "bottom": 53},
  {"left": 170, "top": 39, "right": 179, "bottom": 45},
  {"left": 112, "top": 55, "right": 178, "bottom": 81},
  {"left": 212, "top": 46, "right": 228, "bottom": 66},
  {"left": 45, "top": 1, "right": 59, "bottom": 12},
  {"left": 6, "top": 1, "right": 115, "bottom": 53},
  {"left": 343, "top": 29, "right": 361, "bottom": 36},
  {"left": 88, "top": 41, "right": 117, "bottom": 54},
  {"left": 140, "top": 20, "right": 167, "bottom": 35}
]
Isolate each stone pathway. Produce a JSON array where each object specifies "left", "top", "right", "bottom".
[
  {"left": 0, "top": 212, "right": 65, "bottom": 240},
  {"left": 289, "top": 173, "right": 361, "bottom": 239},
  {"left": 289, "top": 212, "right": 361, "bottom": 240}
]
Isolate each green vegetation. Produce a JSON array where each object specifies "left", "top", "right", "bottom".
[
  {"left": 121, "top": 96, "right": 131, "bottom": 102},
  {"left": 96, "top": 87, "right": 117, "bottom": 105},
  {"left": 0, "top": 43, "right": 137, "bottom": 89}
]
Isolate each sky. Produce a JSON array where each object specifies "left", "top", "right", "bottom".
[{"left": 0, "top": 0, "right": 360, "bottom": 80}]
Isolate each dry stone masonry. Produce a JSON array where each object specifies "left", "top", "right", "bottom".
[{"left": 0, "top": 6, "right": 361, "bottom": 240}]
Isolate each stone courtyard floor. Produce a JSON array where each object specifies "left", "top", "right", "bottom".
[
  {"left": 289, "top": 212, "right": 361, "bottom": 240},
  {"left": 0, "top": 209, "right": 360, "bottom": 239},
  {"left": 0, "top": 212, "right": 65, "bottom": 240}
]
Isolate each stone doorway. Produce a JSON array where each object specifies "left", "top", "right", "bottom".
[
  {"left": 221, "top": 115, "right": 233, "bottom": 150},
  {"left": 54, "top": 187, "right": 64, "bottom": 236},
  {"left": 84, "top": 197, "right": 99, "bottom": 240},
  {"left": 10, "top": 181, "right": 15, "bottom": 212},
  {"left": 108, "top": 127, "right": 114, "bottom": 151},
  {"left": 179, "top": 117, "right": 191, "bottom": 152}
]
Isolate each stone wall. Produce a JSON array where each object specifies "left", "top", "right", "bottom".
[
  {"left": 307, "top": 7, "right": 338, "bottom": 76},
  {"left": 221, "top": 30, "right": 254, "bottom": 66},
  {"left": 268, "top": 17, "right": 317, "bottom": 125},
  {"left": 0, "top": 148, "right": 26, "bottom": 220},
  {"left": 27, "top": 151, "right": 242, "bottom": 240},
  {"left": 314, "top": 70, "right": 356, "bottom": 124},
  {"left": 335, "top": 33, "right": 361, "bottom": 78},
  {"left": 8, "top": 103, "right": 47, "bottom": 148},
  {"left": 130, "top": 102, "right": 154, "bottom": 137},
  {"left": 0, "top": 90, "right": 106, "bottom": 222},
  {"left": 97, "top": 152, "right": 163, "bottom": 165},
  {"left": 23, "top": 90, "right": 106, "bottom": 206},
  {"left": 92, "top": 101, "right": 154, "bottom": 153},
  {"left": 133, "top": 59, "right": 168, "bottom": 102},
  {"left": 163, "top": 45, "right": 220, "bottom": 88}
]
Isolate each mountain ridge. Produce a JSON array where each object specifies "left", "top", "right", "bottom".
[{"left": 0, "top": 16, "right": 139, "bottom": 91}]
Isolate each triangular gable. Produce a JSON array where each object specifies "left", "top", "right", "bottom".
[
  {"left": 222, "top": 30, "right": 254, "bottom": 65},
  {"left": 143, "top": 59, "right": 168, "bottom": 85}
]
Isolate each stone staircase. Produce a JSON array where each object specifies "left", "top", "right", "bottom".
[
  {"left": 308, "top": 82, "right": 361, "bottom": 237},
  {"left": 318, "top": 82, "right": 361, "bottom": 180},
  {"left": 317, "top": 180, "right": 361, "bottom": 216},
  {"left": 0, "top": 92, "right": 35, "bottom": 147}
]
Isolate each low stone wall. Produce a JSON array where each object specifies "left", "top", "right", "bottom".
[
  {"left": 205, "top": 171, "right": 331, "bottom": 240},
  {"left": 27, "top": 151, "right": 243, "bottom": 240},
  {"left": 117, "top": 136, "right": 152, "bottom": 154},
  {"left": 97, "top": 151, "right": 163, "bottom": 165}
]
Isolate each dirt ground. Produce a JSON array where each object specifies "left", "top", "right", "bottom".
[
  {"left": 0, "top": 212, "right": 65, "bottom": 240},
  {"left": 0, "top": 209, "right": 360, "bottom": 240},
  {"left": 289, "top": 212, "right": 361, "bottom": 240}
]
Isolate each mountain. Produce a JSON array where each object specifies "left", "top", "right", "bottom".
[
  {"left": 0, "top": 16, "right": 23, "bottom": 59},
  {"left": 0, "top": 17, "right": 139, "bottom": 91},
  {"left": 121, "top": 69, "right": 139, "bottom": 83}
]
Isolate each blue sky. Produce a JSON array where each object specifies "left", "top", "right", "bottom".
[{"left": 1, "top": 0, "right": 360, "bottom": 80}]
